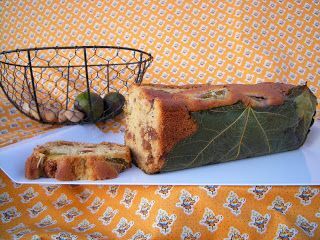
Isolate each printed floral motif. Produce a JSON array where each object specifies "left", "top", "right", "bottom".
[
  {"left": 249, "top": 210, "right": 271, "bottom": 234},
  {"left": 224, "top": 227, "right": 249, "bottom": 240},
  {"left": 87, "top": 197, "right": 105, "bottom": 213},
  {"left": 31, "top": 235, "right": 41, "bottom": 240},
  {"left": 6, "top": 223, "right": 34, "bottom": 240},
  {"left": 153, "top": 209, "right": 177, "bottom": 235},
  {"left": 136, "top": 198, "right": 155, "bottom": 220},
  {"left": 155, "top": 185, "right": 174, "bottom": 199},
  {"left": 51, "top": 232, "right": 78, "bottom": 240},
  {"left": 268, "top": 196, "right": 292, "bottom": 215},
  {"left": 6, "top": 223, "right": 26, "bottom": 234},
  {"left": 274, "top": 224, "right": 298, "bottom": 240},
  {"left": 42, "top": 185, "right": 60, "bottom": 196},
  {"left": 176, "top": 190, "right": 199, "bottom": 215},
  {"left": 316, "top": 208, "right": 320, "bottom": 218},
  {"left": 53, "top": 194, "right": 72, "bottom": 209},
  {"left": 107, "top": 185, "right": 119, "bottom": 198},
  {"left": 98, "top": 207, "right": 118, "bottom": 226},
  {"left": 19, "top": 187, "right": 38, "bottom": 203},
  {"left": 223, "top": 191, "right": 246, "bottom": 216},
  {"left": 112, "top": 217, "right": 134, "bottom": 238},
  {"left": 199, "top": 208, "right": 223, "bottom": 233},
  {"left": 120, "top": 188, "right": 137, "bottom": 209},
  {"left": 86, "top": 232, "right": 108, "bottom": 240},
  {"left": 72, "top": 219, "right": 95, "bottom": 232},
  {"left": 295, "top": 215, "right": 318, "bottom": 237},
  {"left": 27, "top": 202, "right": 47, "bottom": 218},
  {"left": 295, "top": 186, "right": 319, "bottom": 205},
  {"left": 0, "top": 192, "right": 13, "bottom": 206},
  {"left": 130, "top": 230, "right": 152, "bottom": 240},
  {"left": 0, "top": 207, "right": 21, "bottom": 223},
  {"left": 11, "top": 229, "right": 34, "bottom": 239},
  {"left": 181, "top": 226, "right": 201, "bottom": 240},
  {"left": 75, "top": 189, "right": 93, "bottom": 203},
  {"left": 248, "top": 186, "right": 272, "bottom": 200},
  {"left": 199, "top": 185, "right": 220, "bottom": 198},
  {"left": 62, "top": 207, "right": 83, "bottom": 223},
  {"left": 35, "top": 215, "right": 57, "bottom": 228}
]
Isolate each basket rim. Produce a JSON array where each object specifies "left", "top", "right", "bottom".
[{"left": 0, "top": 45, "right": 153, "bottom": 68}]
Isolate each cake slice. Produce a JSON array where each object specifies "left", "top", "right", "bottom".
[
  {"left": 25, "top": 141, "right": 131, "bottom": 180},
  {"left": 125, "top": 83, "right": 317, "bottom": 174}
]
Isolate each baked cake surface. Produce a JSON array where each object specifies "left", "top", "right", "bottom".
[
  {"left": 25, "top": 141, "right": 131, "bottom": 180},
  {"left": 125, "top": 83, "right": 317, "bottom": 174}
]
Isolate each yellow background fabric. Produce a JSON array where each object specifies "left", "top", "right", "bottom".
[{"left": 0, "top": 0, "right": 319, "bottom": 239}]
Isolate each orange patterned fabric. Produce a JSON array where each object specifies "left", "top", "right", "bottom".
[
  {"left": 0, "top": 0, "right": 319, "bottom": 239},
  {"left": 0, "top": 173, "right": 319, "bottom": 239}
]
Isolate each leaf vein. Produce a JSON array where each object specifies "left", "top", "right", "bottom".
[
  {"left": 235, "top": 108, "right": 250, "bottom": 159},
  {"left": 251, "top": 108, "right": 271, "bottom": 153},
  {"left": 186, "top": 108, "right": 249, "bottom": 168}
]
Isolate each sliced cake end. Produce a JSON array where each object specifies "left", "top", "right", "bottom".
[{"left": 25, "top": 141, "right": 131, "bottom": 181}]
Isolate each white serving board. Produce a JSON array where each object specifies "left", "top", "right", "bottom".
[{"left": 0, "top": 122, "right": 319, "bottom": 185}]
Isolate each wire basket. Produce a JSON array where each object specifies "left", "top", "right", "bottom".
[{"left": 0, "top": 46, "right": 153, "bottom": 124}]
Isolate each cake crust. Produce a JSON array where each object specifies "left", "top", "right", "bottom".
[{"left": 140, "top": 82, "right": 293, "bottom": 110}]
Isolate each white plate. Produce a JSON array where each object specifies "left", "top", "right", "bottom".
[{"left": 0, "top": 122, "right": 319, "bottom": 185}]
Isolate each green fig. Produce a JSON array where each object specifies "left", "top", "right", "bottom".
[
  {"left": 103, "top": 92, "right": 126, "bottom": 116},
  {"left": 75, "top": 91, "right": 104, "bottom": 121}
]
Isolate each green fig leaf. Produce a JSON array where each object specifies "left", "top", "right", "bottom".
[{"left": 162, "top": 86, "right": 317, "bottom": 172}]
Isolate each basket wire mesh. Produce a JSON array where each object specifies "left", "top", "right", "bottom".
[{"left": 0, "top": 46, "right": 153, "bottom": 124}]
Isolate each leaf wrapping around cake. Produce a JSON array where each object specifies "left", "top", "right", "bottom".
[{"left": 162, "top": 86, "right": 317, "bottom": 172}]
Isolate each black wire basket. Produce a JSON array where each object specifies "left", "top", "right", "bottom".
[{"left": 0, "top": 46, "right": 153, "bottom": 124}]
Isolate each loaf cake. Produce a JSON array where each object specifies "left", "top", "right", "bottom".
[
  {"left": 25, "top": 141, "right": 131, "bottom": 180},
  {"left": 125, "top": 83, "right": 317, "bottom": 174}
]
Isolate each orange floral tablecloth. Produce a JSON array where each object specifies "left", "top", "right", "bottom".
[{"left": 0, "top": 1, "right": 319, "bottom": 239}]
